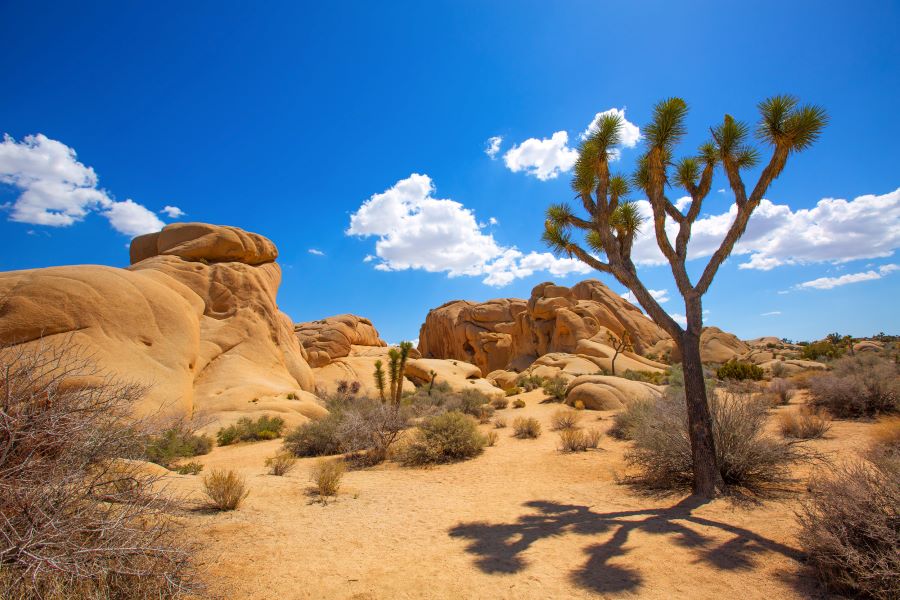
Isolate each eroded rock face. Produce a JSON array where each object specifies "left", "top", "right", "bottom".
[
  {"left": 0, "top": 223, "right": 318, "bottom": 429},
  {"left": 418, "top": 279, "right": 673, "bottom": 374},
  {"left": 295, "top": 314, "right": 386, "bottom": 368}
]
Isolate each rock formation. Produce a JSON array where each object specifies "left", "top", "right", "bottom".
[
  {"left": 295, "top": 314, "right": 386, "bottom": 368},
  {"left": 417, "top": 279, "right": 748, "bottom": 374},
  {"left": 0, "top": 223, "right": 321, "bottom": 430}
]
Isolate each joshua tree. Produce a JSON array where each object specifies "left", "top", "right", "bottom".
[
  {"left": 373, "top": 360, "right": 387, "bottom": 402},
  {"left": 542, "top": 96, "right": 826, "bottom": 497},
  {"left": 607, "top": 330, "right": 632, "bottom": 376},
  {"left": 427, "top": 369, "right": 438, "bottom": 395},
  {"left": 387, "top": 341, "right": 414, "bottom": 405}
]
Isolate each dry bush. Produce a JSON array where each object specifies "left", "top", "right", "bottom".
[
  {"left": 485, "top": 430, "right": 499, "bottom": 447},
  {"left": 335, "top": 399, "right": 408, "bottom": 464},
  {"left": 609, "top": 399, "right": 655, "bottom": 440},
  {"left": 625, "top": 387, "right": 811, "bottom": 495},
  {"left": 477, "top": 403, "right": 495, "bottom": 424},
  {"left": 797, "top": 460, "right": 899, "bottom": 599},
  {"left": 174, "top": 461, "right": 204, "bottom": 475},
  {"left": 265, "top": 452, "right": 297, "bottom": 476},
  {"left": 768, "top": 378, "right": 795, "bottom": 405},
  {"left": 0, "top": 342, "right": 195, "bottom": 598},
  {"left": 493, "top": 417, "right": 507, "bottom": 428},
  {"left": 491, "top": 396, "right": 509, "bottom": 409},
  {"left": 558, "top": 428, "right": 602, "bottom": 452},
  {"left": 202, "top": 469, "right": 249, "bottom": 510},
  {"left": 512, "top": 399, "right": 526, "bottom": 409},
  {"left": 573, "top": 400, "right": 585, "bottom": 410},
  {"left": 550, "top": 408, "right": 581, "bottom": 430},
  {"left": 217, "top": 415, "right": 286, "bottom": 445},
  {"left": 283, "top": 412, "right": 343, "bottom": 457},
  {"left": 310, "top": 458, "right": 345, "bottom": 498},
  {"left": 869, "top": 416, "right": 900, "bottom": 474},
  {"left": 541, "top": 376, "right": 568, "bottom": 402},
  {"left": 512, "top": 417, "right": 541, "bottom": 439},
  {"left": 778, "top": 407, "right": 831, "bottom": 439},
  {"left": 809, "top": 355, "right": 899, "bottom": 418},
  {"left": 400, "top": 411, "right": 485, "bottom": 465}
]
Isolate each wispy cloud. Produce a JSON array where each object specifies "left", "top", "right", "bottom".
[
  {"left": 760, "top": 311, "right": 782, "bottom": 316},
  {"left": 796, "top": 264, "right": 898, "bottom": 290},
  {"left": 308, "top": 248, "right": 325, "bottom": 256},
  {"left": 161, "top": 205, "right": 185, "bottom": 218},
  {"left": 621, "top": 288, "right": 670, "bottom": 304},
  {"left": 485, "top": 136, "right": 502, "bottom": 159}
]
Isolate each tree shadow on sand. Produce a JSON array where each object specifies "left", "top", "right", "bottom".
[{"left": 448, "top": 496, "right": 804, "bottom": 594}]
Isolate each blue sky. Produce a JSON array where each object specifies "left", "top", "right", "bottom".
[{"left": 1, "top": 0, "right": 898, "bottom": 343}]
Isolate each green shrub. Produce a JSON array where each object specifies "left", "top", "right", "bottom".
[
  {"left": 608, "top": 399, "right": 656, "bottom": 440},
  {"left": 512, "top": 417, "right": 541, "bottom": 439},
  {"left": 144, "top": 427, "right": 212, "bottom": 467},
  {"left": 541, "top": 376, "right": 568, "bottom": 402},
  {"left": 174, "top": 461, "right": 204, "bottom": 475},
  {"left": 217, "top": 416, "right": 286, "bottom": 446},
  {"left": 716, "top": 360, "right": 764, "bottom": 381},
  {"left": 400, "top": 411, "right": 485, "bottom": 465},
  {"left": 515, "top": 373, "right": 545, "bottom": 391},
  {"left": 622, "top": 369, "right": 666, "bottom": 385},
  {"left": 504, "top": 387, "right": 522, "bottom": 397},
  {"left": 810, "top": 355, "right": 899, "bottom": 418},
  {"left": 802, "top": 341, "right": 843, "bottom": 361},
  {"left": 512, "top": 399, "right": 526, "bottom": 409},
  {"left": 283, "top": 413, "right": 343, "bottom": 457}
]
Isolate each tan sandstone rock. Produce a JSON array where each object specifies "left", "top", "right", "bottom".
[
  {"left": 295, "top": 314, "right": 386, "bottom": 367},
  {"left": 564, "top": 375, "right": 664, "bottom": 410},
  {"left": 0, "top": 223, "right": 317, "bottom": 429}
]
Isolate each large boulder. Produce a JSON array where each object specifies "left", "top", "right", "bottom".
[
  {"left": 295, "top": 314, "right": 386, "bottom": 367},
  {"left": 564, "top": 375, "right": 664, "bottom": 410},
  {"left": 0, "top": 223, "right": 318, "bottom": 429}
]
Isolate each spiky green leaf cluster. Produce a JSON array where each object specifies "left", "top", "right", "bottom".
[
  {"left": 643, "top": 98, "right": 688, "bottom": 150},
  {"left": 757, "top": 95, "right": 828, "bottom": 152}
]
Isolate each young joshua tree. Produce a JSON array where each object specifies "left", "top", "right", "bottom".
[
  {"left": 373, "top": 359, "right": 387, "bottom": 402},
  {"left": 607, "top": 330, "right": 632, "bottom": 376},
  {"left": 543, "top": 96, "right": 826, "bottom": 497}
]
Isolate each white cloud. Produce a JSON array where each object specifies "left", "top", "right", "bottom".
[
  {"left": 0, "top": 133, "right": 168, "bottom": 237},
  {"left": 161, "top": 205, "right": 185, "bottom": 218},
  {"left": 620, "top": 288, "right": 670, "bottom": 304},
  {"left": 485, "top": 136, "right": 503, "bottom": 159},
  {"left": 348, "top": 174, "right": 593, "bottom": 286},
  {"left": 761, "top": 311, "right": 782, "bottom": 316},
  {"left": 581, "top": 107, "right": 641, "bottom": 148},
  {"left": 669, "top": 313, "right": 688, "bottom": 327},
  {"left": 796, "top": 264, "right": 898, "bottom": 290},
  {"left": 502, "top": 131, "right": 578, "bottom": 181},
  {"left": 489, "top": 216, "right": 498, "bottom": 225},
  {"left": 103, "top": 200, "right": 165, "bottom": 238},
  {"left": 363, "top": 254, "right": 375, "bottom": 263},
  {"left": 308, "top": 248, "right": 325, "bottom": 256},
  {"left": 628, "top": 189, "right": 900, "bottom": 270}
]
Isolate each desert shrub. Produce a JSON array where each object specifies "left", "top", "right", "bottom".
[
  {"left": 716, "top": 360, "right": 764, "bottom": 381},
  {"left": 809, "top": 355, "right": 899, "bottom": 418},
  {"left": 512, "top": 398, "right": 526, "bottom": 408},
  {"left": 283, "top": 413, "right": 343, "bottom": 457},
  {"left": 265, "top": 452, "right": 297, "bottom": 476},
  {"left": 335, "top": 398, "right": 408, "bottom": 464},
  {"left": 174, "top": 461, "right": 204, "bottom": 475},
  {"left": 217, "top": 415, "right": 286, "bottom": 445},
  {"left": 622, "top": 369, "right": 666, "bottom": 385},
  {"left": 505, "top": 387, "right": 522, "bottom": 397},
  {"left": 477, "top": 403, "right": 495, "bottom": 423},
  {"left": 609, "top": 399, "right": 655, "bottom": 440},
  {"left": 144, "top": 425, "right": 212, "bottom": 467},
  {"left": 797, "top": 460, "right": 899, "bottom": 599},
  {"left": 203, "top": 469, "right": 249, "bottom": 511},
  {"left": 0, "top": 343, "right": 195, "bottom": 598},
  {"left": 770, "top": 360, "right": 787, "bottom": 378},
  {"left": 491, "top": 396, "right": 509, "bottom": 409},
  {"left": 494, "top": 417, "right": 507, "bottom": 429},
  {"left": 768, "top": 378, "right": 795, "bottom": 405},
  {"left": 310, "top": 458, "right": 345, "bottom": 498},
  {"left": 541, "top": 376, "right": 568, "bottom": 402},
  {"left": 516, "top": 373, "right": 545, "bottom": 391},
  {"left": 666, "top": 363, "right": 685, "bottom": 388},
  {"left": 869, "top": 416, "right": 900, "bottom": 474},
  {"left": 405, "top": 385, "right": 491, "bottom": 419},
  {"left": 625, "top": 387, "right": 809, "bottom": 494},
  {"left": 573, "top": 399, "right": 585, "bottom": 410},
  {"left": 550, "top": 408, "right": 581, "bottom": 430},
  {"left": 558, "top": 428, "right": 602, "bottom": 452},
  {"left": 400, "top": 411, "right": 485, "bottom": 465},
  {"left": 802, "top": 340, "right": 843, "bottom": 361},
  {"left": 778, "top": 407, "right": 831, "bottom": 439},
  {"left": 512, "top": 417, "right": 541, "bottom": 439},
  {"left": 485, "top": 430, "right": 499, "bottom": 447}
]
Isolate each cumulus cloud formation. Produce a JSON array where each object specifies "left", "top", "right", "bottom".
[
  {"left": 485, "top": 136, "right": 503, "bottom": 159},
  {"left": 620, "top": 288, "right": 670, "bottom": 304},
  {"left": 348, "top": 174, "right": 593, "bottom": 286},
  {"left": 0, "top": 133, "right": 168, "bottom": 236},
  {"left": 502, "top": 131, "right": 577, "bottom": 180},
  {"left": 629, "top": 189, "right": 900, "bottom": 270},
  {"left": 796, "top": 264, "right": 897, "bottom": 290},
  {"left": 502, "top": 107, "right": 641, "bottom": 180},
  {"left": 161, "top": 205, "right": 185, "bottom": 218}
]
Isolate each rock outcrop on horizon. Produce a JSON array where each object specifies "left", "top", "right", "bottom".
[
  {"left": 295, "top": 314, "right": 386, "bottom": 368},
  {"left": 0, "top": 223, "right": 321, "bottom": 431},
  {"left": 417, "top": 279, "right": 749, "bottom": 374}
]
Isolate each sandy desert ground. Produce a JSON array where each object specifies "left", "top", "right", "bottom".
[{"left": 161, "top": 389, "right": 875, "bottom": 600}]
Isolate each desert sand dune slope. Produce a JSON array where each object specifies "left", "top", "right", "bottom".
[
  {"left": 168, "top": 390, "right": 862, "bottom": 600},
  {"left": 0, "top": 223, "right": 319, "bottom": 428}
]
